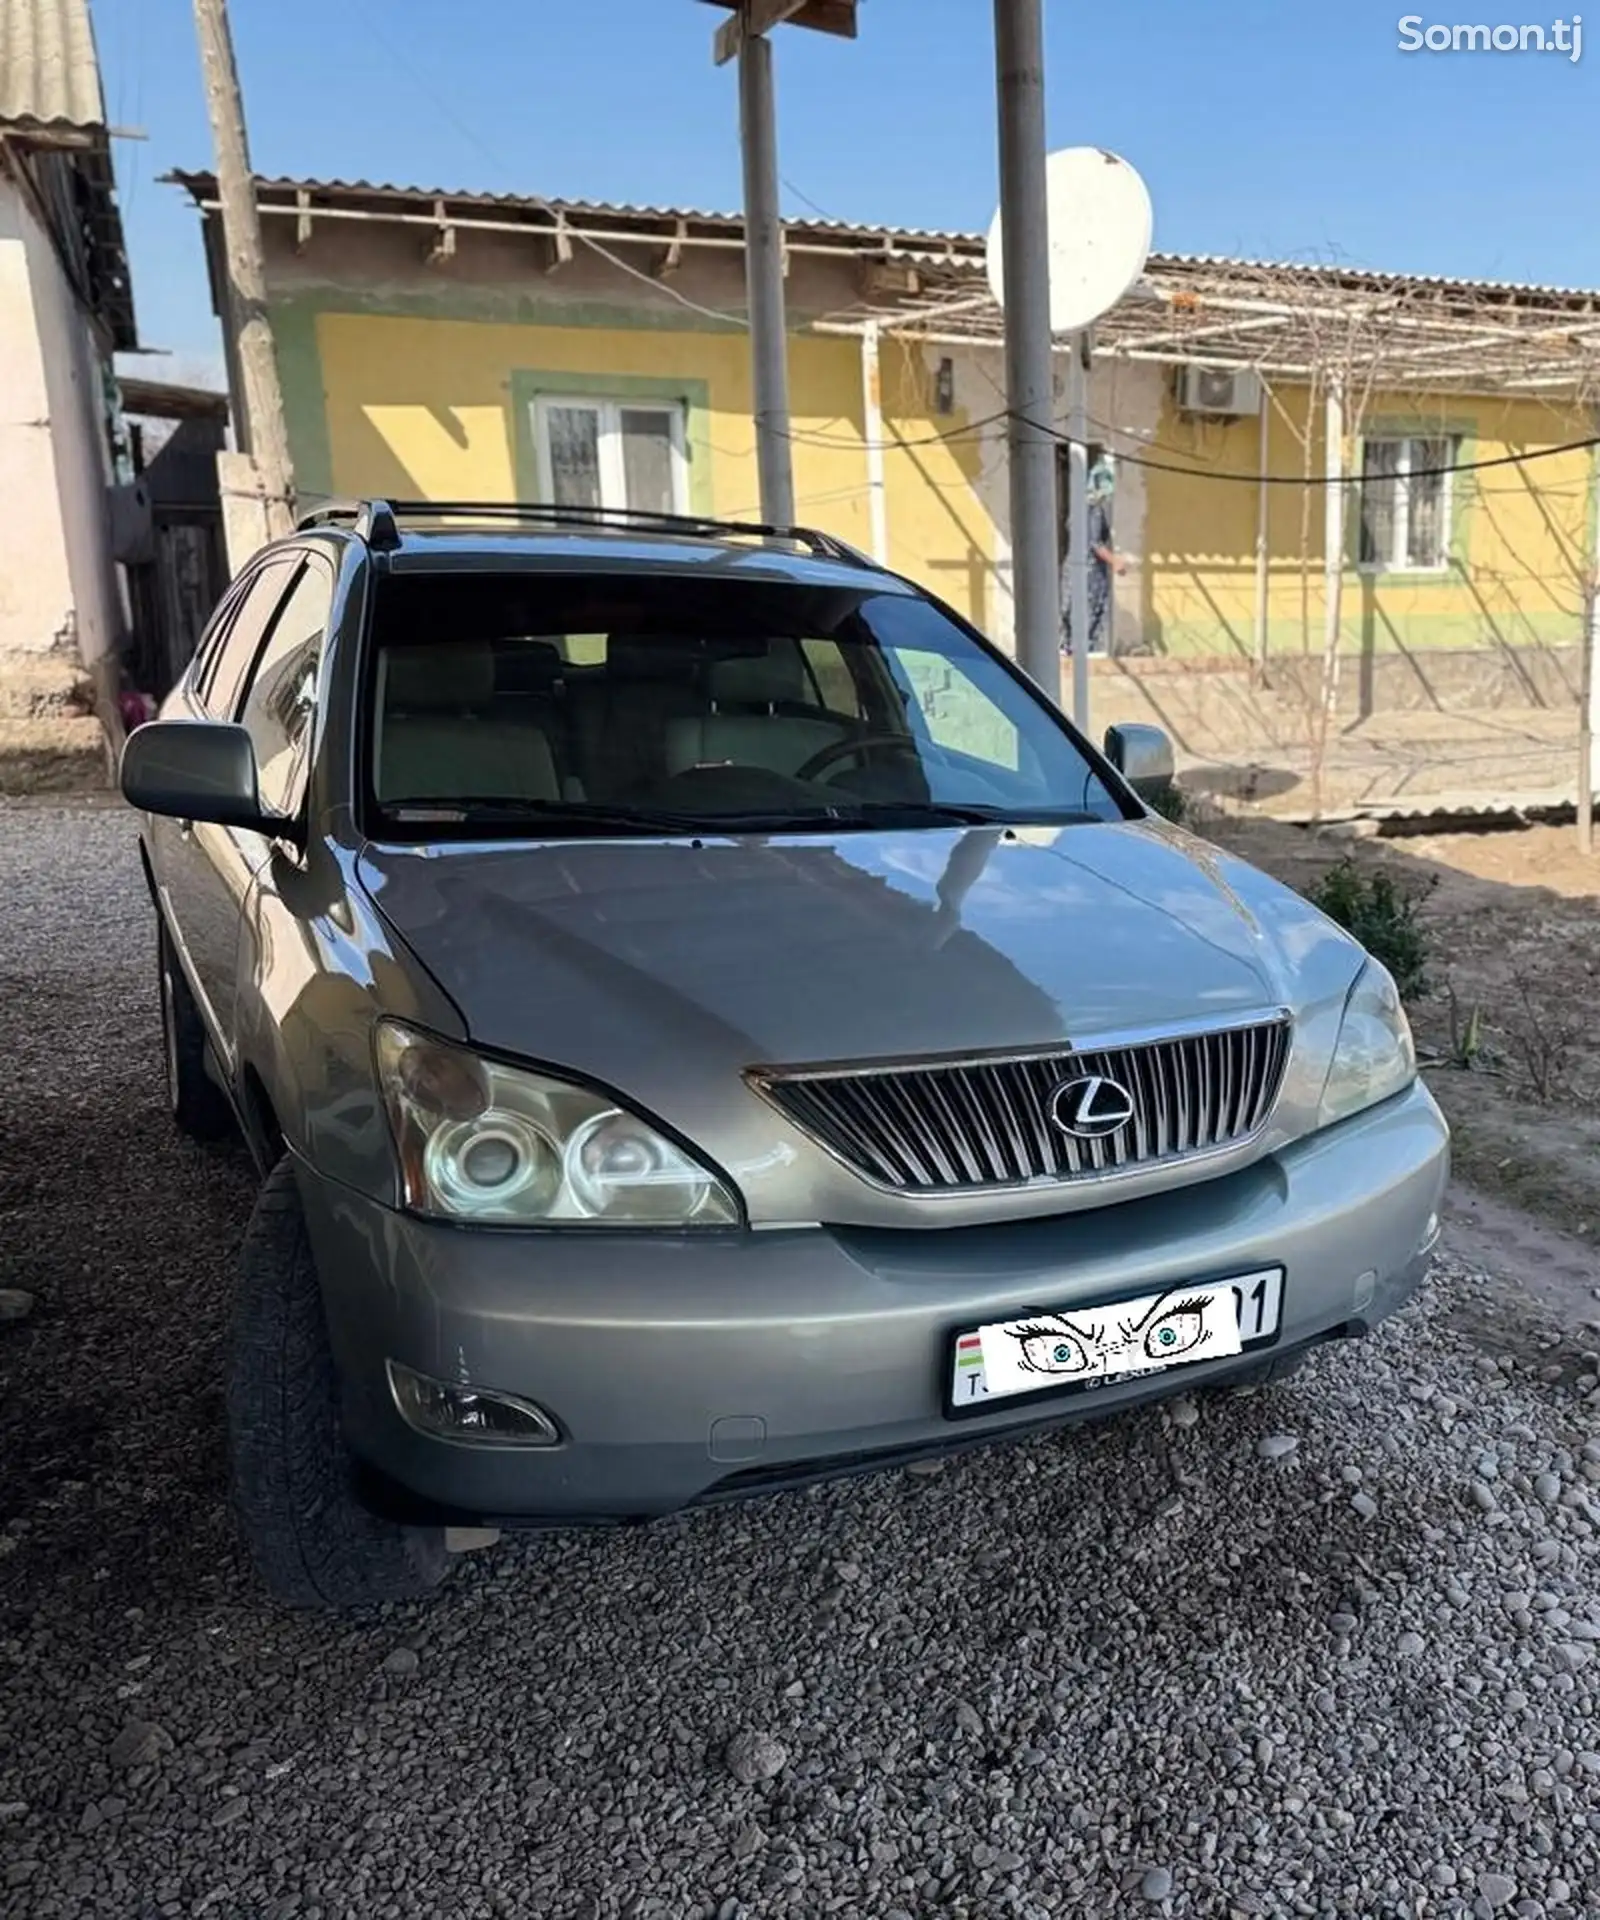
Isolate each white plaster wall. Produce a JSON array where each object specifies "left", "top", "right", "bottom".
[
  {"left": 0, "top": 177, "right": 121, "bottom": 664},
  {"left": 0, "top": 180, "right": 75, "bottom": 656}
]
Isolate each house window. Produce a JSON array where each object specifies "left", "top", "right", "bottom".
[
  {"left": 1359, "top": 435, "right": 1456, "bottom": 572},
  {"left": 532, "top": 397, "right": 688, "bottom": 515}
]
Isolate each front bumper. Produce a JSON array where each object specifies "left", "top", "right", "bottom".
[{"left": 296, "top": 1079, "right": 1448, "bottom": 1525}]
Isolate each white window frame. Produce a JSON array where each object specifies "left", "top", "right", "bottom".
[
  {"left": 1358, "top": 434, "right": 1456, "bottom": 575},
  {"left": 531, "top": 395, "right": 689, "bottom": 514}
]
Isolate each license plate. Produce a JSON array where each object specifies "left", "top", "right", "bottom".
[{"left": 946, "top": 1268, "right": 1284, "bottom": 1415}]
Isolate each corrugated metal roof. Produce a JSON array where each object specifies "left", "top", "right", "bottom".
[
  {"left": 117, "top": 376, "right": 229, "bottom": 423},
  {"left": 165, "top": 170, "right": 985, "bottom": 255},
  {"left": 1150, "top": 250, "right": 1600, "bottom": 305},
  {"left": 0, "top": 0, "right": 105, "bottom": 134},
  {"left": 167, "top": 170, "right": 1600, "bottom": 304}
]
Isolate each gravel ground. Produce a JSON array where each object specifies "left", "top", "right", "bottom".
[{"left": 3, "top": 797, "right": 1600, "bottom": 1920}]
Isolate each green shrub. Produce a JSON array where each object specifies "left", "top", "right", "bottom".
[
  {"left": 1143, "top": 781, "right": 1188, "bottom": 824},
  {"left": 1304, "top": 858, "right": 1433, "bottom": 1000}
]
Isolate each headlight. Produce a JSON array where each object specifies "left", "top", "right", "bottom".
[
  {"left": 1318, "top": 960, "right": 1416, "bottom": 1128},
  {"left": 374, "top": 1021, "right": 740, "bottom": 1227}
]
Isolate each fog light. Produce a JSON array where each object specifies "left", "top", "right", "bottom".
[{"left": 387, "top": 1361, "right": 560, "bottom": 1448}]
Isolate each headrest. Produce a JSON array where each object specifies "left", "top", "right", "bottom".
[
  {"left": 494, "top": 639, "right": 563, "bottom": 694},
  {"left": 606, "top": 633, "right": 705, "bottom": 684},
  {"left": 710, "top": 643, "right": 806, "bottom": 708},
  {"left": 384, "top": 644, "right": 497, "bottom": 710}
]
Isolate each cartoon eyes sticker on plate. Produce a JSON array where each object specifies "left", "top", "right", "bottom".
[
  {"left": 1142, "top": 1296, "right": 1211, "bottom": 1361},
  {"left": 1012, "top": 1325, "right": 1092, "bottom": 1375}
]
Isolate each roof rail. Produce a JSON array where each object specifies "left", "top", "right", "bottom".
[
  {"left": 295, "top": 499, "right": 401, "bottom": 550},
  {"left": 298, "top": 498, "right": 878, "bottom": 568}
]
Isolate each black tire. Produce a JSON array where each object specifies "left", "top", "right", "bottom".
[
  {"left": 227, "top": 1158, "right": 450, "bottom": 1610},
  {"left": 157, "top": 922, "right": 235, "bottom": 1142}
]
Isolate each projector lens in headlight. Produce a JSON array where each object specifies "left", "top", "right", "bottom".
[{"left": 374, "top": 1021, "right": 740, "bottom": 1227}]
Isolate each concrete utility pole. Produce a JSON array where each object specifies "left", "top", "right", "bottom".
[
  {"left": 192, "top": 0, "right": 295, "bottom": 545},
  {"left": 992, "top": 0, "right": 1061, "bottom": 696},
  {"left": 1065, "top": 338, "right": 1090, "bottom": 729},
  {"left": 737, "top": 28, "right": 796, "bottom": 526}
]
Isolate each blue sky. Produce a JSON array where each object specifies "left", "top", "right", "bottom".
[{"left": 101, "top": 0, "right": 1596, "bottom": 382}]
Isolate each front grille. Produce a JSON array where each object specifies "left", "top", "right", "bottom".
[{"left": 754, "top": 1017, "right": 1291, "bottom": 1194}]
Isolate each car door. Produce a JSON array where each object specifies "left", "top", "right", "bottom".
[{"left": 150, "top": 555, "right": 301, "bottom": 1062}]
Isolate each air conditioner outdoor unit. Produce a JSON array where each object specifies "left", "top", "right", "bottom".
[{"left": 1177, "top": 364, "right": 1262, "bottom": 418}]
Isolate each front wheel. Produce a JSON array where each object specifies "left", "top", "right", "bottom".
[{"left": 227, "top": 1159, "right": 450, "bottom": 1610}]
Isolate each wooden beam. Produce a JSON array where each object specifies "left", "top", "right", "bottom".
[
  {"left": 711, "top": 0, "right": 856, "bottom": 66},
  {"left": 426, "top": 198, "right": 456, "bottom": 269},
  {"left": 546, "top": 209, "right": 573, "bottom": 273},
  {"left": 295, "top": 187, "right": 313, "bottom": 253},
  {"left": 860, "top": 258, "right": 921, "bottom": 298},
  {"left": 655, "top": 216, "right": 688, "bottom": 279}
]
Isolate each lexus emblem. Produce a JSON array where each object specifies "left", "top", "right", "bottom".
[{"left": 1049, "top": 1073, "right": 1136, "bottom": 1140}]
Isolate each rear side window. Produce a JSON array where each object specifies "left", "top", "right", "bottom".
[
  {"left": 238, "top": 562, "right": 333, "bottom": 817},
  {"left": 196, "top": 557, "right": 297, "bottom": 720}
]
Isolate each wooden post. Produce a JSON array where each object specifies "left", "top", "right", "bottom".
[
  {"left": 192, "top": 0, "right": 295, "bottom": 545},
  {"left": 860, "top": 322, "right": 889, "bottom": 563},
  {"left": 1253, "top": 379, "right": 1271, "bottom": 683},
  {"left": 1581, "top": 431, "right": 1599, "bottom": 852},
  {"left": 1314, "top": 378, "right": 1345, "bottom": 818}
]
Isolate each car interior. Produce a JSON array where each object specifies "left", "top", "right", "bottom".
[{"left": 371, "top": 631, "right": 945, "bottom": 813}]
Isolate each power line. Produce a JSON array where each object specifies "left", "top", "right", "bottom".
[
  {"left": 1044, "top": 422, "right": 1600, "bottom": 487},
  {"left": 778, "top": 408, "right": 1600, "bottom": 484},
  {"left": 781, "top": 176, "right": 839, "bottom": 222},
  {"left": 779, "top": 407, "right": 1010, "bottom": 450},
  {"left": 363, "top": 15, "right": 753, "bottom": 332}
]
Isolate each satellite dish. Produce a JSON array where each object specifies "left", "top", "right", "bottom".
[{"left": 986, "top": 147, "right": 1153, "bottom": 335}]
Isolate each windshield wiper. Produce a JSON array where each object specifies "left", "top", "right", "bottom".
[
  {"left": 379, "top": 796, "right": 715, "bottom": 834},
  {"left": 834, "top": 800, "right": 1016, "bottom": 826},
  {"left": 832, "top": 800, "right": 1111, "bottom": 827},
  {"left": 377, "top": 796, "right": 1102, "bottom": 837}
]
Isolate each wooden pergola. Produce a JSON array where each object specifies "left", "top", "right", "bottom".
[{"left": 817, "top": 244, "right": 1600, "bottom": 398}]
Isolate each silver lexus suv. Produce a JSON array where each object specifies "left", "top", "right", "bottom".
[{"left": 121, "top": 499, "right": 1449, "bottom": 1610}]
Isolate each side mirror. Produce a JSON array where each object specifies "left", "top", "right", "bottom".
[
  {"left": 120, "top": 720, "right": 289, "bottom": 839},
  {"left": 1103, "top": 722, "right": 1175, "bottom": 802}
]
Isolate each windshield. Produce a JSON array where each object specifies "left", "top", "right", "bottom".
[{"left": 364, "top": 572, "right": 1129, "bottom": 837}]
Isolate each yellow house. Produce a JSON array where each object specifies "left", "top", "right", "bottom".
[{"left": 172, "top": 172, "right": 1599, "bottom": 721}]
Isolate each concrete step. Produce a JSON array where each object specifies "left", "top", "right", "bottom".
[
  {"left": 0, "top": 654, "right": 96, "bottom": 722},
  {"left": 0, "top": 717, "right": 111, "bottom": 796}
]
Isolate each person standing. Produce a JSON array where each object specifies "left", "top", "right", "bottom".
[{"left": 1061, "top": 458, "right": 1127, "bottom": 656}]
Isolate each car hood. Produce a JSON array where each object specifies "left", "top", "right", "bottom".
[{"left": 356, "top": 820, "right": 1365, "bottom": 1224}]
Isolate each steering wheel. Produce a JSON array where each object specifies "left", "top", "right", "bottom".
[{"left": 795, "top": 733, "right": 925, "bottom": 786}]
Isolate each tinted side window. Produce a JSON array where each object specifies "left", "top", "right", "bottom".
[
  {"left": 800, "top": 638, "right": 864, "bottom": 719},
  {"left": 188, "top": 578, "right": 250, "bottom": 705},
  {"left": 198, "top": 558, "right": 297, "bottom": 720},
  {"left": 238, "top": 562, "right": 333, "bottom": 817}
]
